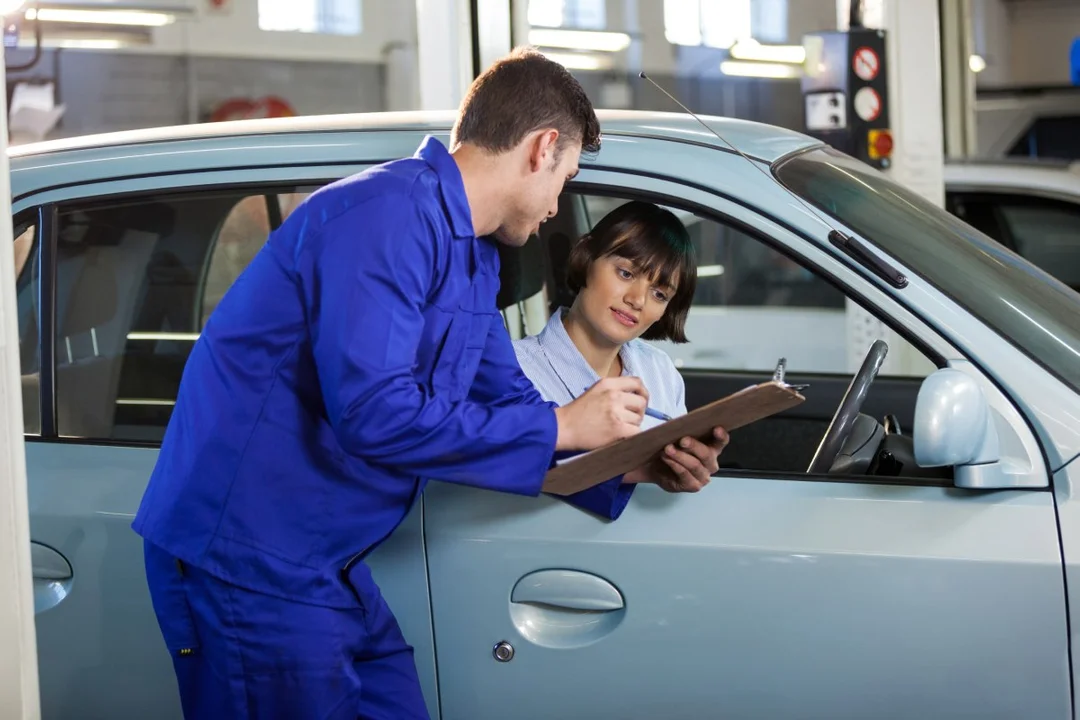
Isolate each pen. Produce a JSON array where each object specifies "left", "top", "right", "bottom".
[{"left": 582, "top": 384, "right": 671, "bottom": 422}]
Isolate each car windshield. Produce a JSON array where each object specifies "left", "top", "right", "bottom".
[{"left": 773, "top": 147, "right": 1080, "bottom": 392}]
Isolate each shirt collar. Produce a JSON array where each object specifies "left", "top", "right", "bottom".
[
  {"left": 537, "top": 307, "right": 639, "bottom": 394},
  {"left": 415, "top": 135, "right": 474, "bottom": 239}
]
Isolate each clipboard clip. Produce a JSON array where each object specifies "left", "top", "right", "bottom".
[{"left": 772, "top": 357, "right": 809, "bottom": 393}]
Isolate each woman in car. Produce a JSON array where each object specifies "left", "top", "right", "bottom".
[{"left": 514, "top": 200, "right": 730, "bottom": 520}]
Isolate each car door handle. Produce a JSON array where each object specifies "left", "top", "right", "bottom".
[
  {"left": 32, "top": 542, "right": 72, "bottom": 581},
  {"left": 511, "top": 569, "right": 624, "bottom": 612},
  {"left": 30, "top": 542, "right": 73, "bottom": 614}
]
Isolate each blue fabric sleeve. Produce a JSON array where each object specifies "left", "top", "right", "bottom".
[
  {"left": 547, "top": 451, "right": 637, "bottom": 521},
  {"left": 300, "top": 197, "right": 557, "bottom": 496}
]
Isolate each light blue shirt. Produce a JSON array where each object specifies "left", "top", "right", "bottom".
[{"left": 512, "top": 307, "right": 688, "bottom": 519}]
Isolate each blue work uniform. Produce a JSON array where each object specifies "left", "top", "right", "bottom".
[
  {"left": 514, "top": 306, "right": 688, "bottom": 520},
  {"left": 132, "top": 136, "right": 621, "bottom": 719}
]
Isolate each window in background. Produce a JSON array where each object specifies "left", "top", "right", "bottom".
[
  {"left": 665, "top": 0, "right": 752, "bottom": 48},
  {"left": 259, "top": 0, "right": 361, "bottom": 35},
  {"left": 529, "top": 0, "right": 606, "bottom": 30}
]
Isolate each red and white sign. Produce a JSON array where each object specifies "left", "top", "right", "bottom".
[
  {"left": 852, "top": 46, "right": 879, "bottom": 81},
  {"left": 853, "top": 87, "right": 882, "bottom": 122}
]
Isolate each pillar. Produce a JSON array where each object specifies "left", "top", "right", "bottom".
[
  {"left": 839, "top": 0, "right": 944, "bottom": 376},
  {"left": 0, "top": 38, "right": 42, "bottom": 720}
]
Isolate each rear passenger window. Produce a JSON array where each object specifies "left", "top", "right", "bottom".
[{"left": 53, "top": 187, "right": 314, "bottom": 442}]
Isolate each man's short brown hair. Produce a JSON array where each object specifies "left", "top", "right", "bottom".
[
  {"left": 451, "top": 46, "right": 601, "bottom": 158},
  {"left": 566, "top": 201, "right": 697, "bottom": 343}
]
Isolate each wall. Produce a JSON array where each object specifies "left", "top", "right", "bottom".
[
  {"left": 5, "top": 50, "right": 386, "bottom": 139},
  {"left": 136, "top": 0, "right": 411, "bottom": 64},
  {"left": 1005, "top": 0, "right": 1080, "bottom": 86},
  {"left": 973, "top": 0, "right": 1080, "bottom": 87}
]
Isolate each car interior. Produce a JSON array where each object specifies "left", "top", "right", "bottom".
[{"left": 14, "top": 184, "right": 953, "bottom": 485}]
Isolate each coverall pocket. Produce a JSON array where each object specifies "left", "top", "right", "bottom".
[
  {"left": 432, "top": 309, "right": 493, "bottom": 401},
  {"left": 143, "top": 541, "right": 201, "bottom": 657}
]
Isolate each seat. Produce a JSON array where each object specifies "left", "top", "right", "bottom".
[{"left": 55, "top": 249, "right": 123, "bottom": 439}]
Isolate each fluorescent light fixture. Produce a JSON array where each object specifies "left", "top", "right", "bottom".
[
  {"left": 529, "top": 28, "right": 630, "bottom": 53},
  {"left": 43, "top": 38, "right": 124, "bottom": 49},
  {"left": 729, "top": 38, "right": 806, "bottom": 65},
  {"left": 0, "top": 0, "right": 24, "bottom": 15},
  {"left": 127, "top": 332, "right": 200, "bottom": 342},
  {"left": 541, "top": 51, "right": 612, "bottom": 71},
  {"left": 25, "top": 8, "right": 175, "bottom": 27},
  {"left": 720, "top": 60, "right": 802, "bottom": 79},
  {"left": 696, "top": 264, "right": 725, "bottom": 278},
  {"left": 969, "top": 54, "right": 987, "bottom": 73}
]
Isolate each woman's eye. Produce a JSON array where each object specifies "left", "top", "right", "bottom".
[
  {"left": 653, "top": 289, "right": 669, "bottom": 302},
  {"left": 616, "top": 267, "right": 633, "bottom": 280}
]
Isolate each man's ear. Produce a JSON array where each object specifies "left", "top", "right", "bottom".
[{"left": 527, "top": 128, "right": 561, "bottom": 173}]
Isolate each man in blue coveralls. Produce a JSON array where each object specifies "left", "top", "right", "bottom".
[{"left": 132, "top": 48, "right": 656, "bottom": 719}]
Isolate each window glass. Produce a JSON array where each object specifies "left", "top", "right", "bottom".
[
  {"left": 775, "top": 147, "right": 1080, "bottom": 393},
  {"left": 574, "top": 195, "right": 923, "bottom": 376},
  {"left": 258, "top": 0, "right": 361, "bottom": 35},
  {"left": 997, "top": 197, "right": 1080, "bottom": 291},
  {"left": 54, "top": 187, "right": 313, "bottom": 442},
  {"left": 13, "top": 219, "right": 39, "bottom": 435}
]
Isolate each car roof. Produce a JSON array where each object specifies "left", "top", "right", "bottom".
[
  {"left": 943, "top": 157, "right": 1080, "bottom": 198},
  {"left": 7, "top": 109, "right": 822, "bottom": 167}
]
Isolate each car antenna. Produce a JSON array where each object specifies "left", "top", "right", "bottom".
[{"left": 637, "top": 71, "right": 907, "bottom": 289}]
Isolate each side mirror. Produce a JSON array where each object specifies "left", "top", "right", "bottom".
[
  {"left": 913, "top": 368, "right": 1022, "bottom": 489},
  {"left": 914, "top": 368, "right": 999, "bottom": 469}
]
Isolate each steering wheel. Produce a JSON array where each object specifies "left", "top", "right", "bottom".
[{"left": 807, "top": 340, "right": 890, "bottom": 474}]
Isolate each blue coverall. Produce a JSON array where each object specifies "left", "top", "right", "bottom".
[{"left": 132, "top": 136, "right": 626, "bottom": 719}]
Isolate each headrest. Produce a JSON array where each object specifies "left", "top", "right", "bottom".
[{"left": 496, "top": 234, "right": 547, "bottom": 310}]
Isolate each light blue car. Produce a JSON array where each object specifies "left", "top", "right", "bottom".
[{"left": 11, "top": 110, "right": 1080, "bottom": 720}]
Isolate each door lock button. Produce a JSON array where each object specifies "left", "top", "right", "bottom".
[{"left": 492, "top": 641, "right": 515, "bottom": 662}]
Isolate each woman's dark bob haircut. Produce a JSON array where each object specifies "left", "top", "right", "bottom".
[{"left": 566, "top": 200, "right": 697, "bottom": 343}]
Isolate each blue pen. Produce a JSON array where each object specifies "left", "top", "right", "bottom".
[{"left": 583, "top": 384, "right": 671, "bottom": 422}]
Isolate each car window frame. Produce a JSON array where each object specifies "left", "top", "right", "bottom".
[{"left": 15, "top": 177, "right": 343, "bottom": 446}]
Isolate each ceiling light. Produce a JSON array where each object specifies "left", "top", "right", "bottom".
[
  {"left": 969, "top": 54, "right": 987, "bottom": 73},
  {"left": 729, "top": 38, "right": 806, "bottom": 64},
  {"left": 44, "top": 37, "right": 124, "bottom": 49},
  {"left": 541, "top": 51, "right": 612, "bottom": 71},
  {"left": 529, "top": 28, "right": 630, "bottom": 53},
  {"left": 696, "top": 265, "right": 725, "bottom": 278},
  {"left": 720, "top": 61, "right": 802, "bottom": 79},
  {"left": 24, "top": 8, "right": 174, "bottom": 27}
]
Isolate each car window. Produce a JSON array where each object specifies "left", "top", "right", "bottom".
[
  {"left": 1006, "top": 116, "right": 1080, "bottom": 160},
  {"left": 776, "top": 147, "right": 1080, "bottom": 394},
  {"left": 12, "top": 219, "right": 39, "bottom": 435},
  {"left": 202, "top": 192, "right": 310, "bottom": 325},
  {"left": 996, "top": 196, "right": 1080, "bottom": 290},
  {"left": 945, "top": 193, "right": 1008, "bottom": 245},
  {"left": 570, "top": 195, "right": 931, "bottom": 376},
  {"left": 52, "top": 186, "right": 314, "bottom": 442}
]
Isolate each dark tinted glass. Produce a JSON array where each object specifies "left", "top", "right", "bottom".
[{"left": 775, "top": 148, "right": 1080, "bottom": 392}]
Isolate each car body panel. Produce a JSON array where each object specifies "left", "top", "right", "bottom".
[
  {"left": 7, "top": 111, "right": 1080, "bottom": 718},
  {"left": 426, "top": 479, "right": 1069, "bottom": 720}
]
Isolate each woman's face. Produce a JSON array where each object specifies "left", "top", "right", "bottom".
[{"left": 575, "top": 253, "right": 675, "bottom": 346}]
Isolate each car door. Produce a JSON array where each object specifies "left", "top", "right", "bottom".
[
  {"left": 423, "top": 172, "right": 1070, "bottom": 720},
  {"left": 13, "top": 169, "right": 439, "bottom": 719}
]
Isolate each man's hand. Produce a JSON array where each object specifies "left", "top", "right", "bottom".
[
  {"left": 625, "top": 426, "right": 730, "bottom": 493},
  {"left": 554, "top": 376, "right": 648, "bottom": 451}
]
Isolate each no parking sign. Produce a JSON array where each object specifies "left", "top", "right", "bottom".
[{"left": 852, "top": 46, "right": 880, "bottom": 82}]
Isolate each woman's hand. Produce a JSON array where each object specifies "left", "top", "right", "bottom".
[{"left": 625, "top": 426, "right": 730, "bottom": 493}]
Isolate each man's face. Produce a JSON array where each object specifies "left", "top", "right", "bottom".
[{"left": 492, "top": 141, "right": 580, "bottom": 248}]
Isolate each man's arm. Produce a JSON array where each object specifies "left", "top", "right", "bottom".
[{"left": 303, "top": 198, "right": 558, "bottom": 495}]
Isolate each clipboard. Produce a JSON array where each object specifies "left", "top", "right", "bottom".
[{"left": 541, "top": 380, "right": 806, "bottom": 496}]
